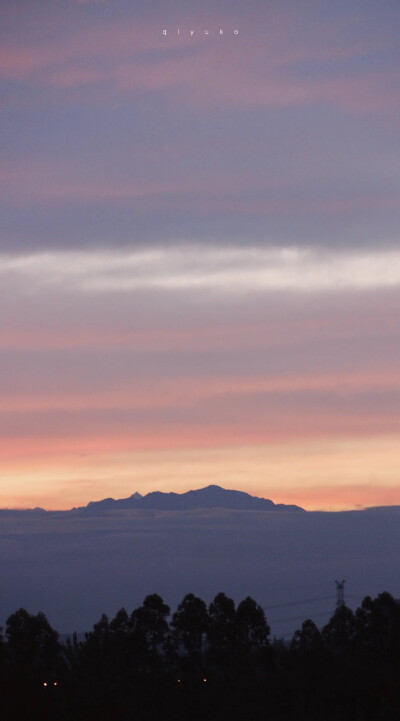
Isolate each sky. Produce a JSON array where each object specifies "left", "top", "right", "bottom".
[{"left": 1, "top": 0, "right": 400, "bottom": 511}]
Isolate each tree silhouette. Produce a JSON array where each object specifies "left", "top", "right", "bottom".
[
  {"left": 291, "top": 619, "right": 323, "bottom": 655},
  {"left": 171, "top": 593, "right": 209, "bottom": 655},
  {"left": 355, "top": 592, "right": 400, "bottom": 660},
  {"left": 321, "top": 604, "right": 356, "bottom": 656},
  {"left": 1, "top": 590, "right": 400, "bottom": 720},
  {"left": 207, "top": 592, "right": 237, "bottom": 661},
  {"left": 236, "top": 596, "right": 270, "bottom": 652},
  {"left": 131, "top": 593, "right": 170, "bottom": 655},
  {"left": 4, "top": 609, "right": 62, "bottom": 721},
  {"left": 5, "top": 608, "right": 60, "bottom": 681}
]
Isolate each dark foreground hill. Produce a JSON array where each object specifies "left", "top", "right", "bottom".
[{"left": 77, "top": 484, "right": 304, "bottom": 513}]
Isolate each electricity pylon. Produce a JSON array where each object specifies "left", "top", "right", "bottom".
[{"left": 335, "top": 579, "right": 345, "bottom": 608}]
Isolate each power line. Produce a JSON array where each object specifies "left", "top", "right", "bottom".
[
  {"left": 272, "top": 610, "right": 333, "bottom": 624},
  {"left": 264, "top": 594, "right": 335, "bottom": 611}
]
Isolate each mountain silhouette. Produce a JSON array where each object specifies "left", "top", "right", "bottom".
[{"left": 79, "top": 485, "right": 304, "bottom": 513}]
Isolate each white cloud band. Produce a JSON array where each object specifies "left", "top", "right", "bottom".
[{"left": 2, "top": 246, "right": 400, "bottom": 294}]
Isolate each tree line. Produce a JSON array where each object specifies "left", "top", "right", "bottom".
[{"left": 1, "top": 590, "right": 400, "bottom": 720}]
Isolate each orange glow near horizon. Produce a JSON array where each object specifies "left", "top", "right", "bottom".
[{"left": 2, "top": 435, "right": 399, "bottom": 512}]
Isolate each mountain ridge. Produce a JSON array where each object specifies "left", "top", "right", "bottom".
[{"left": 76, "top": 484, "right": 305, "bottom": 513}]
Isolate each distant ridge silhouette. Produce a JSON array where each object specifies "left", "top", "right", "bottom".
[{"left": 77, "top": 484, "right": 305, "bottom": 513}]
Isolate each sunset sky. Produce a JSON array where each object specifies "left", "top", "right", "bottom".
[{"left": 1, "top": 0, "right": 400, "bottom": 511}]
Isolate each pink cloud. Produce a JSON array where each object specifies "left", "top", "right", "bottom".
[
  {"left": 0, "top": 406, "right": 399, "bottom": 475},
  {"left": 1, "top": 370, "right": 400, "bottom": 415},
  {"left": 2, "top": 155, "right": 398, "bottom": 217},
  {"left": 0, "top": 380, "right": 399, "bottom": 459},
  {"left": 0, "top": 312, "right": 398, "bottom": 352},
  {"left": 0, "top": 9, "right": 398, "bottom": 115},
  {"left": 2, "top": 288, "right": 399, "bottom": 355}
]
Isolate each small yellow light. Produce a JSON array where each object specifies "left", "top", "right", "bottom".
[
  {"left": 43, "top": 682, "right": 48, "bottom": 687},
  {"left": 177, "top": 679, "right": 181, "bottom": 683},
  {"left": 203, "top": 678, "right": 207, "bottom": 683},
  {"left": 54, "top": 681, "right": 58, "bottom": 686}
]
